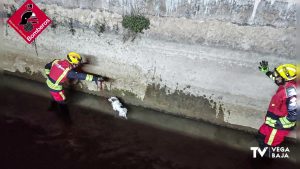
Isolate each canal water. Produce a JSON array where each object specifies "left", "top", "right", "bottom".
[{"left": 0, "top": 73, "right": 298, "bottom": 169}]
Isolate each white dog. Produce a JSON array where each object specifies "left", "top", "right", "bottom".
[{"left": 108, "top": 96, "right": 127, "bottom": 119}]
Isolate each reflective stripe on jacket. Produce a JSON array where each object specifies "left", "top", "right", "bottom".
[
  {"left": 265, "top": 81, "right": 297, "bottom": 130},
  {"left": 47, "top": 59, "right": 72, "bottom": 91}
]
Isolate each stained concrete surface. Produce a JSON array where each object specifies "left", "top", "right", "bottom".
[
  {"left": 0, "top": 0, "right": 298, "bottom": 163},
  {"left": 0, "top": 0, "right": 296, "bottom": 132},
  {"left": 0, "top": 73, "right": 299, "bottom": 169}
]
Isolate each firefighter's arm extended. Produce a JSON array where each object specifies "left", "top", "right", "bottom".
[
  {"left": 276, "top": 87, "right": 297, "bottom": 129},
  {"left": 67, "top": 70, "right": 105, "bottom": 83},
  {"left": 258, "top": 60, "right": 276, "bottom": 81}
]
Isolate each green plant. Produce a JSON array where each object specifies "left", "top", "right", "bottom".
[{"left": 122, "top": 15, "right": 150, "bottom": 33}]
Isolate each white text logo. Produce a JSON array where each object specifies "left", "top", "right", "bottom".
[{"left": 250, "top": 147, "right": 290, "bottom": 159}]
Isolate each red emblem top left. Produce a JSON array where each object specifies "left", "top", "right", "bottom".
[{"left": 7, "top": 0, "right": 52, "bottom": 44}]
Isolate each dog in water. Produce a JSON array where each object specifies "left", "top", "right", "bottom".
[{"left": 108, "top": 96, "right": 127, "bottom": 119}]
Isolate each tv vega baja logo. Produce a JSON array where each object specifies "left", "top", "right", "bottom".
[{"left": 250, "top": 147, "right": 290, "bottom": 158}]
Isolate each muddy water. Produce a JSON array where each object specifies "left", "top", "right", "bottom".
[{"left": 0, "top": 74, "right": 299, "bottom": 169}]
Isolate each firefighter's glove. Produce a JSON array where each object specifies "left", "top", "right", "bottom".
[
  {"left": 93, "top": 76, "right": 108, "bottom": 85},
  {"left": 258, "top": 60, "right": 269, "bottom": 73},
  {"left": 275, "top": 116, "right": 296, "bottom": 129},
  {"left": 44, "top": 68, "right": 50, "bottom": 78}
]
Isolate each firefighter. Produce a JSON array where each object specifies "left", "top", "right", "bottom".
[
  {"left": 44, "top": 52, "right": 105, "bottom": 123},
  {"left": 257, "top": 61, "right": 297, "bottom": 154}
]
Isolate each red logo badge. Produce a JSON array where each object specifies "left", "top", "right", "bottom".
[{"left": 7, "top": 0, "right": 52, "bottom": 44}]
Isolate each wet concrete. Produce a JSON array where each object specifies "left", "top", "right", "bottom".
[{"left": 0, "top": 74, "right": 299, "bottom": 169}]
